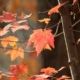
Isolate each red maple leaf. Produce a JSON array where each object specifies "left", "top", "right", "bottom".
[
  {"left": 27, "top": 29, "right": 55, "bottom": 56},
  {"left": 7, "top": 63, "right": 27, "bottom": 76},
  {"left": 48, "top": 1, "right": 68, "bottom": 15},
  {"left": 0, "top": 11, "right": 17, "bottom": 22}
]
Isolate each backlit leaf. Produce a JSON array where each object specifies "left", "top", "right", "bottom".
[
  {"left": 9, "top": 63, "right": 27, "bottom": 76},
  {"left": 11, "top": 24, "right": 30, "bottom": 33},
  {"left": 29, "top": 74, "right": 50, "bottom": 80},
  {"left": 27, "top": 29, "right": 55, "bottom": 56},
  {"left": 18, "top": 11, "right": 32, "bottom": 19},
  {"left": 48, "top": 1, "right": 68, "bottom": 15},
  {"left": 0, "top": 11, "right": 17, "bottom": 22},
  {"left": 0, "top": 36, "right": 18, "bottom": 48},
  {"left": 40, "top": 67, "right": 57, "bottom": 75},
  {"left": 38, "top": 18, "right": 51, "bottom": 24},
  {"left": 57, "top": 75, "right": 71, "bottom": 80},
  {"left": 0, "top": 29, "right": 9, "bottom": 36},
  {"left": 5, "top": 47, "right": 24, "bottom": 61}
]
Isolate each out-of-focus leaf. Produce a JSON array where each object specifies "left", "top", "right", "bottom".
[
  {"left": 0, "top": 11, "right": 17, "bottom": 22},
  {"left": 29, "top": 74, "right": 50, "bottom": 80},
  {"left": 0, "top": 29, "right": 9, "bottom": 36},
  {"left": 5, "top": 47, "right": 24, "bottom": 61},
  {"left": 40, "top": 67, "right": 57, "bottom": 75},
  {"left": 48, "top": 1, "right": 68, "bottom": 15},
  {"left": 18, "top": 12, "right": 32, "bottom": 19},
  {"left": 0, "top": 36, "right": 18, "bottom": 48},
  {"left": 38, "top": 18, "right": 50, "bottom": 24},
  {"left": 11, "top": 24, "right": 30, "bottom": 33},
  {"left": 57, "top": 75, "right": 71, "bottom": 80}
]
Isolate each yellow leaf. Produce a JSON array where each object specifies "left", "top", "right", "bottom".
[
  {"left": 9, "top": 42, "right": 17, "bottom": 49},
  {"left": 1, "top": 40, "right": 8, "bottom": 48},
  {"left": 0, "top": 36, "right": 18, "bottom": 48},
  {"left": 11, "top": 50, "right": 18, "bottom": 61},
  {"left": 5, "top": 50, "right": 11, "bottom": 54},
  {"left": 38, "top": 18, "right": 50, "bottom": 24},
  {"left": 5, "top": 47, "right": 24, "bottom": 61}
]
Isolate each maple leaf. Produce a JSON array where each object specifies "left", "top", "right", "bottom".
[
  {"left": 3, "top": 20, "right": 27, "bottom": 31},
  {"left": 38, "top": 18, "right": 51, "bottom": 24},
  {"left": 18, "top": 11, "right": 32, "bottom": 19},
  {"left": 3, "top": 23, "right": 12, "bottom": 31},
  {"left": 0, "top": 36, "right": 18, "bottom": 48},
  {"left": 18, "top": 63, "right": 27, "bottom": 74},
  {"left": 40, "top": 67, "right": 57, "bottom": 75},
  {"left": 0, "top": 29, "right": 9, "bottom": 36},
  {"left": 57, "top": 75, "right": 71, "bottom": 80},
  {"left": 6, "top": 63, "right": 27, "bottom": 78},
  {"left": 5, "top": 47, "right": 24, "bottom": 61},
  {"left": 48, "top": 1, "right": 68, "bottom": 15},
  {"left": 11, "top": 24, "right": 30, "bottom": 33},
  {"left": 29, "top": 74, "right": 50, "bottom": 80},
  {"left": 0, "top": 11, "right": 17, "bottom": 22},
  {"left": 27, "top": 29, "right": 54, "bottom": 55}
]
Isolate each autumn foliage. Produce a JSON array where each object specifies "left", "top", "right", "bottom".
[
  {"left": 0, "top": 0, "right": 77, "bottom": 80},
  {"left": 27, "top": 29, "right": 54, "bottom": 55}
]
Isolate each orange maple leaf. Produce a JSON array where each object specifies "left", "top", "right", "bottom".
[
  {"left": 0, "top": 36, "right": 18, "bottom": 48},
  {"left": 5, "top": 47, "right": 24, "bottom": 61},
  {"left": 48, "top": 1, "right": 68, "bottom": 15},
  {"left": 27, "top": 29, "right": 55, "bottom": 56},
  {"left": 40, "top": 67, "right": 57, "bottom": 75}
]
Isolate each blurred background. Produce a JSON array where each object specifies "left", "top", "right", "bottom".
[{"left": 0, "top": 0, "right": 43, "bottom": 80}]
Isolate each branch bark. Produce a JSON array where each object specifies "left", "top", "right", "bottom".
[{"left": 58, "top": 0, "right": 80, "bottom": 80}]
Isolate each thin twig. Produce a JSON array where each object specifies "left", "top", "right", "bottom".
[
  {"left": 47, "top": 21, "right": 61, "bottom": 29},
  {"left": 0, "top": 46, "right": 35, "bottom": 53},
  {"left": 72, "top": 20, "right": 80, "bottom": 27},
  {"left": 54, "top": 32, "right": 63, "bottom": 37},
  {"left": 45, "top": 0, "right": 52, "bottom": 8},
  {"left": 0, "top": 39, "right": 28, "bottom": 42},
  {"left": 38, "top": 9, "right": 50, "bottom": 14},
  {"left": 54, "top": 20, "right": 61, "bottom": 35},
  {"left": 45, "top": 15, "right": 51, "bottom": 29}
]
